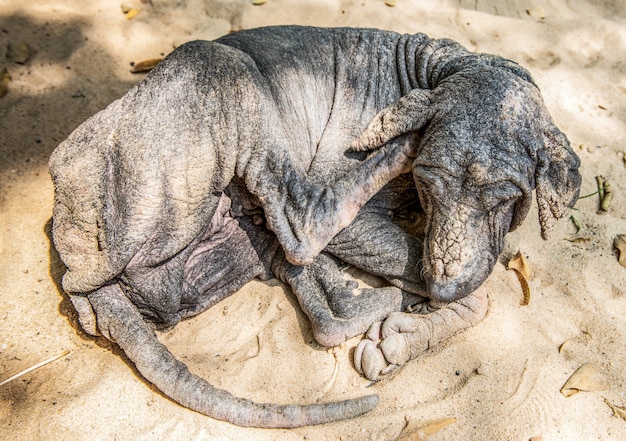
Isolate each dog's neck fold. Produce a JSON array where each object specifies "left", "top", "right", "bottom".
[{"left": 398, "top": 33, "right": 537, "bottom": 95}]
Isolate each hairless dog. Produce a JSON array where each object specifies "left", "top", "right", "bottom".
[{"left": 49, "top": 26, "right": 580, "bottom": 428}]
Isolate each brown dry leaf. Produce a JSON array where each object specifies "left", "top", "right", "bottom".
[
  {"left": 397, "top": 417, "right": 456, "bottom": 441},
  {"left": 0, "top": 68, "right": 11, "bottom": 98},
  {"left": 566, "top": 237, "right": 591, "bottom": 243},
  {"left": 6, "top": 41, "right": 31, "bottom": 64},
  {"left": 385, "top": 0, "right": 397, "bottom": 6},
  {"left": 252, "top": 0, "right": 267, "bottom": 5},
  {"left": 130, "top": 58, "right": 163, "bottom": 73},
  {"left": 614, "top": 235, "right": 626, "bottom": 268},
  {"left": 507, "top": 251, "right": 531, "bottom": 306},
  {"left": 604, "top": 398, "right": 626, "bottom": 422},
  {"left": 560, "top": 363, "right": 610, "bottom": 397}
]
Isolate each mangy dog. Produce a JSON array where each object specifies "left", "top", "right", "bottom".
[{"left": 49, "top": 26, "right": 581, "bottom": 428}]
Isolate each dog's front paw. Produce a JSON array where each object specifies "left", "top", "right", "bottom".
[
  {"left": 353, "top": 319, "right": 405, "bottom": 381},
  {"left": 353, "top": 312, "right": 433, "bottom": 381},
  {"left": 353, "top": 289, "right": 490, "bottom": 381},
  {"left": 282, "top": 238, "right": 323, "bottom": 266}
]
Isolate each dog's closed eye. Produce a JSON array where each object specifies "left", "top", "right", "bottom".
[{"left": 478, "top": 182, "right": 523, "bottom": 210}]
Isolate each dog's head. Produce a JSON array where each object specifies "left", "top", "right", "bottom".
[
  {"left": 413, "top": 66, "right": 580, "bottom": 302},
  {"left": 354, "top": 62, "right": 581, "bottom": 302}
]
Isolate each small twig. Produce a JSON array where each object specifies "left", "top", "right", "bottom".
[
  {"left": 0, "top": 350, "right": 70, "bottom": 387},
  {"left": 578, "top": 181, "right": 608, "bottom": 200},
  {"left": 577, "top": 189, "right": 601, "bottom": 199},
  {"left": 322, "top": 345, "right": 342, "bottom": 394},
  {"left": 569, "top": 215, "right": 582, "bottom": 234},
  {"left": 576, "top": 177, "right": 614, "bottom": 212},
  {"left": 600, "top": 180, "right": 613, "bottom": 211},
  {"left": 596, "top": 176, "right": 605, "bottom": 201}
]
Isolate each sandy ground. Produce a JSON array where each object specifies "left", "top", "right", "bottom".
[{"left": 1, "top": 0, "right": 626, "bottom": 440}]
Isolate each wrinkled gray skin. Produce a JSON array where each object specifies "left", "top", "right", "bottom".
[{"left": 49, "top": 26, "right": 581, "bottom": 428}]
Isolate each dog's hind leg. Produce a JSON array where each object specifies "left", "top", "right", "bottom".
[
  {"left": 181, "top": 194, "right": 279, "bottom": 320},
  {"left": 272, "top": 251, "right": 403, "bottom": 348}
]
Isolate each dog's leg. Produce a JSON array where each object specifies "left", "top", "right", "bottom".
[
  {"left": 245, "top": 134, "right": 417, "bottom": 267},
  {"left": 354, "top": 287, "right": 488, "bottom": 380},
  {"left": 272, "top": 251, "right": 403, "bottom": 348},
  {"left": 181, "top": 196, "right": 279, "bottom": 320},
  {"left": 325, "top": 210, "right": 426, "bottom": 304}
]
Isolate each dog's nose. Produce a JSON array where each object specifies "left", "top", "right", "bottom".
[{"left": 432, "top": 260, "right": 462, "bottom": 279}]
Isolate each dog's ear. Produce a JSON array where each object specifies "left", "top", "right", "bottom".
[
  {"left": 535, "top": 127, "right": 581, "bottom": 239},
  {"left": 351, "top": 88, "right": 436, "bottom": 151}
]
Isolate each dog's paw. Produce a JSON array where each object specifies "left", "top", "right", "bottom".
[
  {"left": 354, "top": 312, "right": 433, "bottom": 381},
  {"left": 354, "top": 290, "right": 490, "bottom": 381},
  {"left": 354, "top": 320, "right": 405, "bottom": 381}
]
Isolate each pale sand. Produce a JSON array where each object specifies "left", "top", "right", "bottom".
[{"left": 1, "top": 1, "right": 625, "bottom": 440}]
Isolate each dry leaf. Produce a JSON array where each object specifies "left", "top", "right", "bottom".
[
  {"left": 596, "top": 175, "right": 605, "bottom": 200},
  {"left": 0, "top": 68, "right": 11, "bottom": 98},
  {"left": 604, "top": 398, "right": 626, "bottom": 422},
  {"left": 601, "top": 180, "right": 613, "bottom": 211},
  {"left": 614, "top": 235, "right": 626, "bottom": 268},
  {"left": 6, "top": 41, "right": 31, "bottom": 64},
  {"left": 385, "top": 0, "right": 397, "bottom": 6},
  {"left": 526, "top": 7, "right": 546, "bottom": 19},
  {"left": 126, "top": 8, "right": 141, "bottom": 19},
  {"left": 508, "top": 251, "right": 530, "bottom": 279},
  {"left": 566, "top": 237, "right": 591, "bottom": 243},
  {"left": 507, "top": 251, "right": 531, "bottom": 306},
  {"left": 560, "top": 363, "right": 610, "bottom": 397},
  {"left": 121, "top": 5, "right": 141, "bottom": 19},
  {"left": 397, "top": 417, "right": 456, "bottom": 441},
  {"left": 595, "top": 176, "right": 613, "bottom": 212},
  {"left": 130, "top": 58, "right": 163, "bottom": 73},
  {"left": 252, "top": 0, "right": 267, "bottom": 5}
]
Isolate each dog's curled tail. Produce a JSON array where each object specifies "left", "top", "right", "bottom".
[{"left": 87, "top": 283, "right": 378, "bottom": 428}]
